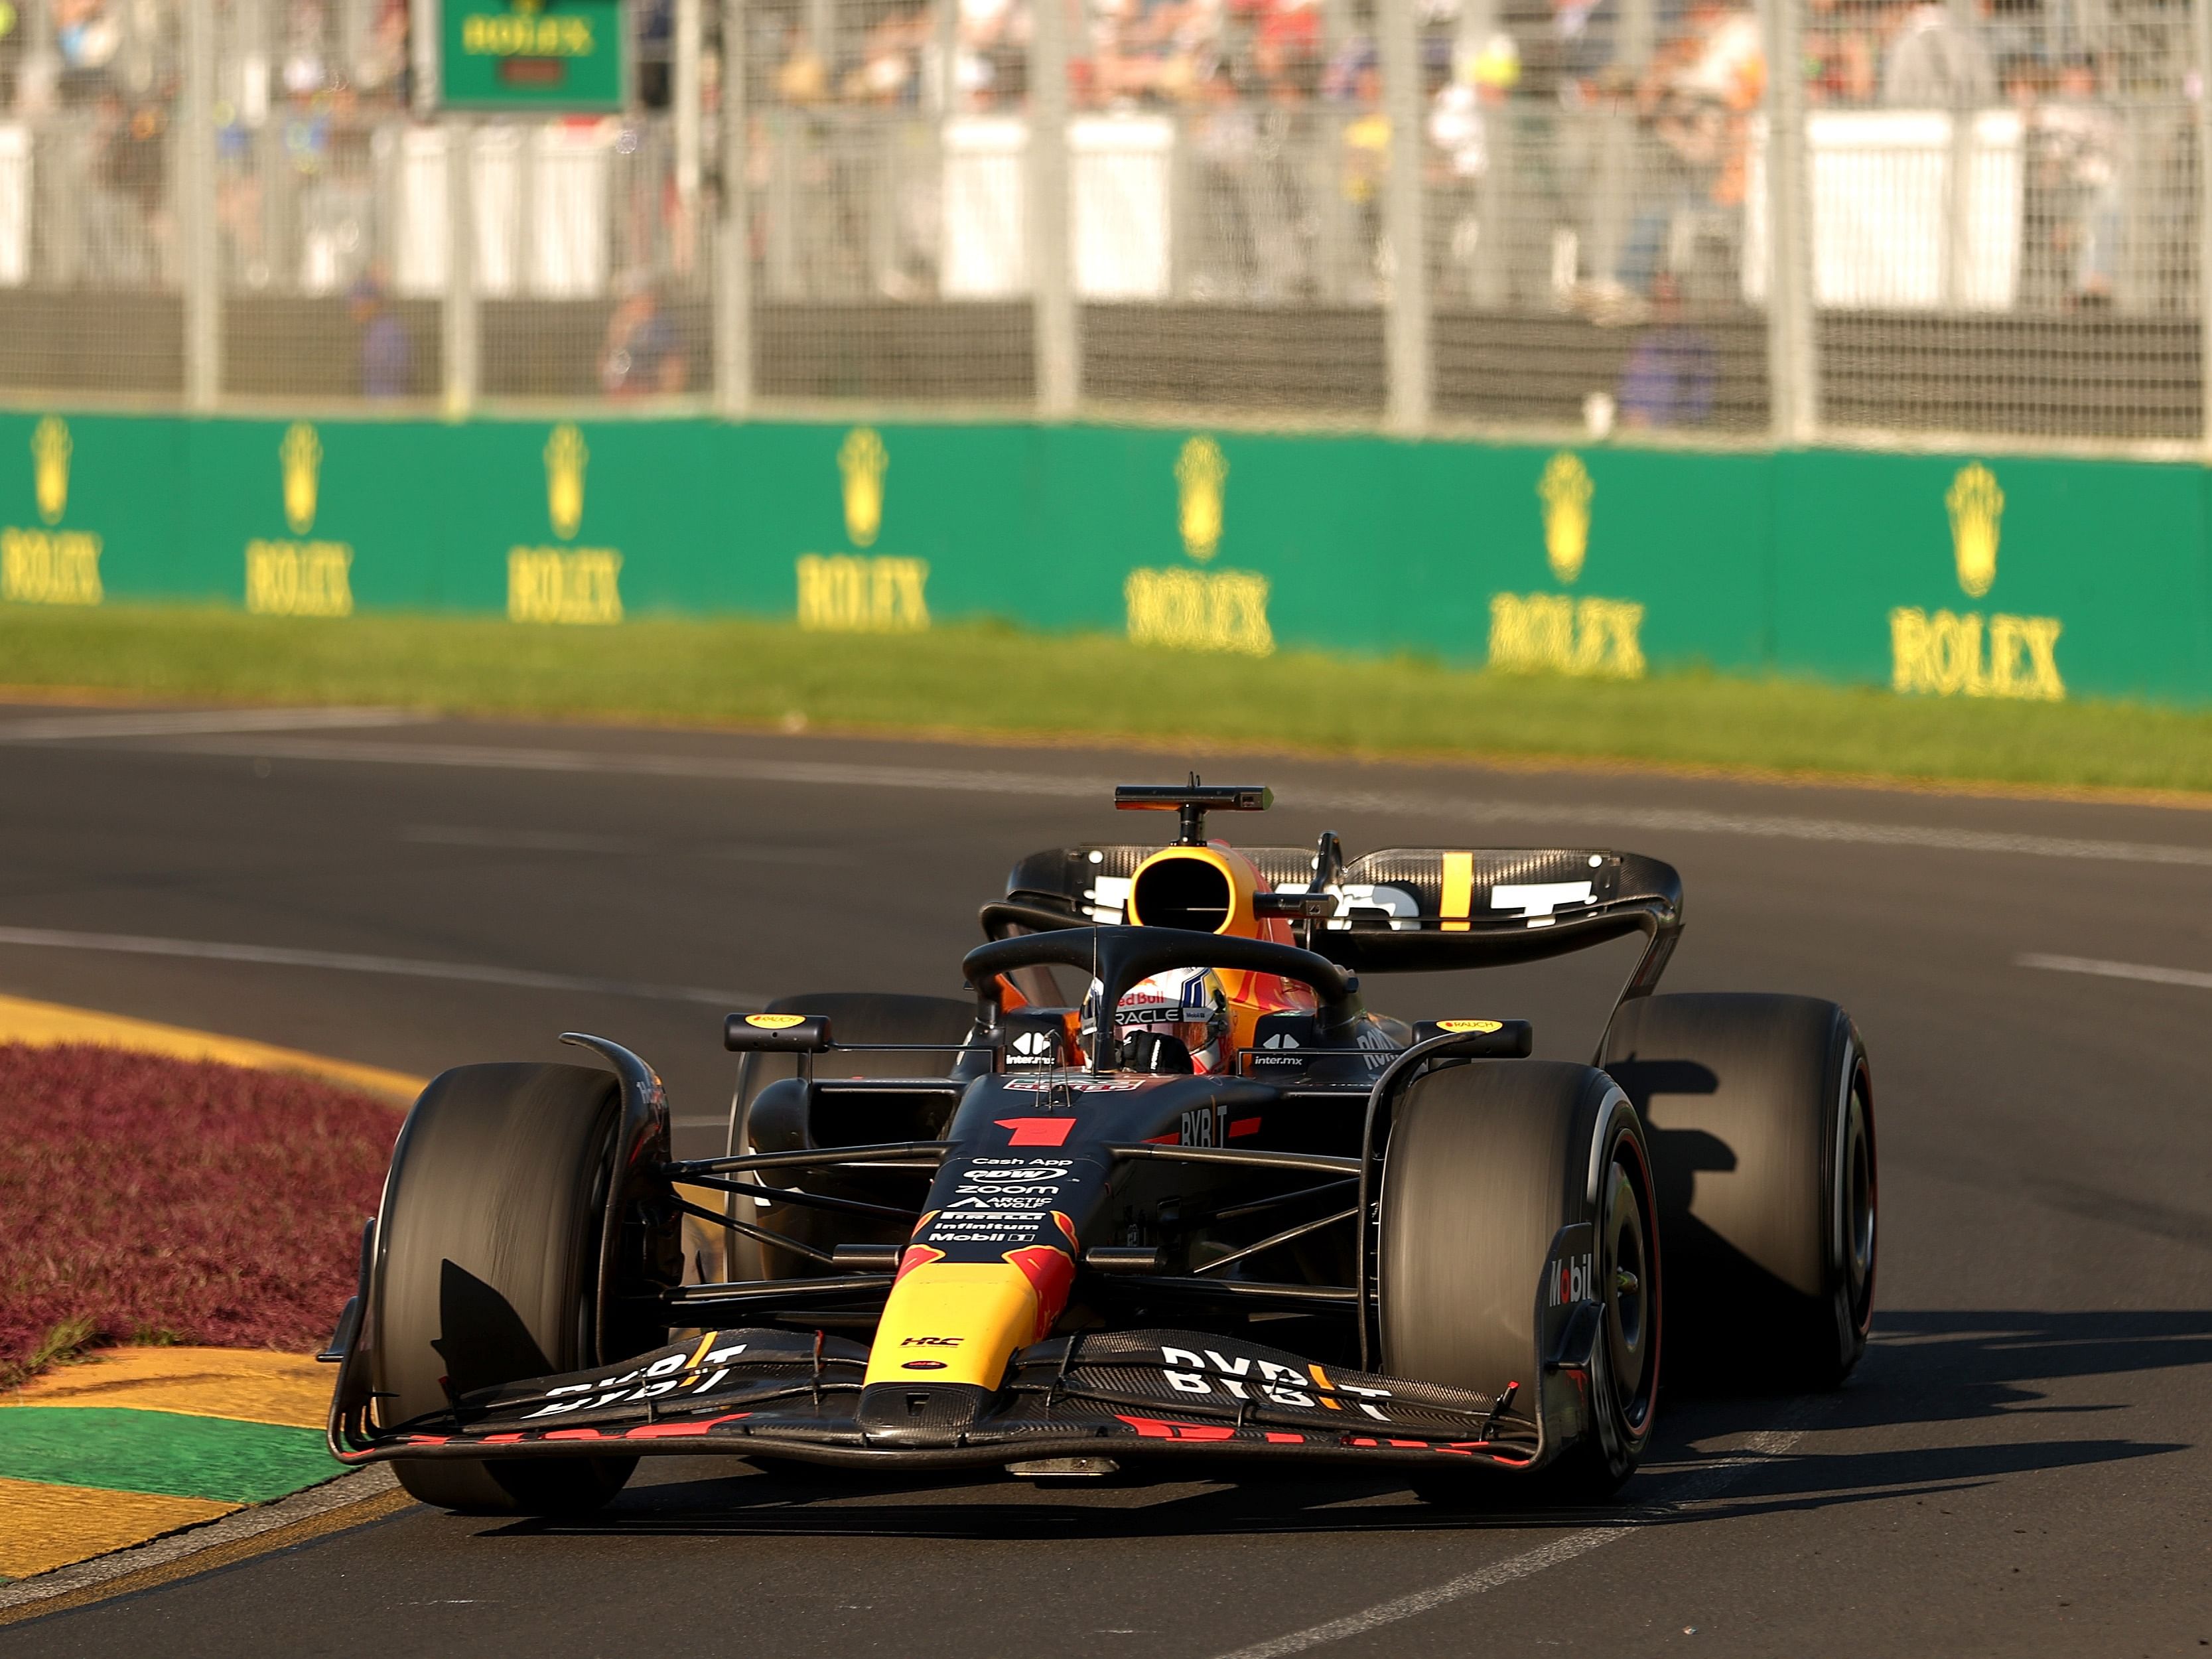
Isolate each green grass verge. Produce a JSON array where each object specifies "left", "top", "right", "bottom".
[
  {"left": 0, "top": 1407, "right": 338, "bottom": 1504},
  {"left": 3, "top": 604, "right": 2209, "bottom": 795}
]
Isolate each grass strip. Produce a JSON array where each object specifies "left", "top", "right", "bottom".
[
  {"left": 0, "top": 1408, "right": 339, "bottom": 1505},
  {"left": 3, "top": 604, "right": 2211, "bottom": 795}
]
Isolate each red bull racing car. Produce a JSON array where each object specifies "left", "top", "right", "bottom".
[{"left": 324, "top": 782, "right": 1876, "bottom": 1514}]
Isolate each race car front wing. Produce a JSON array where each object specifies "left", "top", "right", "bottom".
[{"left": 329, "top": 1325, "right": 1547, "bottom": 1473}]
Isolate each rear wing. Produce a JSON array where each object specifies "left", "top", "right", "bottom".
[{"left": 997, "top": 843, "right": 1683, "bottom": 997}]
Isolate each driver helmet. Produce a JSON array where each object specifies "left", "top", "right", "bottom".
[{"left": 1082, "top": 967, "right": 1232, "bottom": 1074}]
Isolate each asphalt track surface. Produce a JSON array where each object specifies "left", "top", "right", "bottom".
[{"left": 2, "top": 704, "right": 2209, "bottom": 1657}]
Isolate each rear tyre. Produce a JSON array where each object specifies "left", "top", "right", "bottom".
[
  {"left": 724, "top": 992, "right": 977, "bottom": 1279},
  {"left": 1380, "top": 1060, "right": 1660, "bottom": 1504},
  {"left": 1600, "top": 993, "right": 1875, "bottom": 1390},
  {"left": 371, "top": 1062, "right": 644, "bottom": 1516}
]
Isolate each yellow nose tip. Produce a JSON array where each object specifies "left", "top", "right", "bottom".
[{"left": 863, "top": 1263, "right": 1042, "bottom": 1390}]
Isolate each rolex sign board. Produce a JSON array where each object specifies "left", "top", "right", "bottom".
[{"left": 440, "top": 0, "right": 626, "bottom": 112}]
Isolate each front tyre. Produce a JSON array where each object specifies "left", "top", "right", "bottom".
[
  {"left": 370, "top": 1062, "right": 650, "bottom": 1515},
  {"left": 1553, "top": 1102, "right": 1663, "bottom": 1498},
  {"left": 1379, "top": 1060, "right": 1660, "bottom": 1503}
]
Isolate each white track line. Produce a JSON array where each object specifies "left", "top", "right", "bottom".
[
  {"left": 0, "top": 707, "right": 421, "bottom": 741},
  {"left": 144, "top": 735, "right": 2212, "bottom": 870},
  {"left": 403, "top": 825, "right": 849, "bottom": 863},
  {"left": 2017, "top": 952, "right": 2212, "bottom": 992},
  {"left": 1211, "top": 1417, "right": 1815, "bottom": 1659},
  {"left": 0, "top": 924, "right": 762, "bottom": 1008}
]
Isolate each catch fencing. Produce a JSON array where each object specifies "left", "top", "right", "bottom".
[{"left": 1, "top": 0, "right": 2210, "bottom": 452}]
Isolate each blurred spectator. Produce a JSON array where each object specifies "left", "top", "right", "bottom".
[
  {"left": 351, "top": 277, "right": 411, "bottom": 399},
  {"left": 1881, "top": 1, "right": 1994, "bottom": 108},
  {"left": 279, "top": 0, "right": 328, "bottom": 96},
  {"left": 358, "top": 0, "right": 411, "bottom": 103},
  {"left": 600, "top": 273, "right": 686, "bottom": 396},
  {"left": 1425, "top": 44, "right": 1500, "bottom": 304},
  {"left": 847, "top": 6, "right": 925, "bottom": 104},
  {"left": 1805, "top": 0, "right": 1879, "bottom": 105},
  {"left": 1481, "top": 0, "right": 1624, "bottom": 304},
  {"left": 1663, "top": 0, "right": 1763, "bottom": 117},
  {"left": 776, "top": 25, "right": 830, "bottom": 104},
  {"left": 2034, "top": 52, "right": 2119, "bottom": 306},
  {"left": 54, "top": 0, "right": 121, "bottom": 103},
  {"left": 638, "top": 0, "right": 673, "bottom": 108},
  {"left": 1341, "top": 52, "right": 1387, "bottom": 297},
  {"left": 1620, "top": 0, "right": 1761, "bottom": 301},
  {"left": 1616, "top": 273, "right": 1716, "bottom": 427},
  {"left": 216, "top": 120, "right": 268, "bottom": 287},
  {"left": 84, "top": 92, "right": 167, "bottom": 283},
  {"left": 1186, "top": 59, "right": 1262, "bottom": 297}
]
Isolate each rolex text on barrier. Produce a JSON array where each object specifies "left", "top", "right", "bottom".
[{"left": 510, "top": 549, "right": 623, "bottom": 624}]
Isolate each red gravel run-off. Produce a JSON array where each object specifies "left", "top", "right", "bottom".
[{"left": 0, "top": 1043, "right": 398, "bottom": 1386}]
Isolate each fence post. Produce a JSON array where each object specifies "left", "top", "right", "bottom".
[
  {"left": 1380, "top": 0, "right": 1430, "bottom": 432},
  {"left": 443, "top": 119, "right": 478, "bottom": 417},
  {"left": 2195, "top": 0, "right": 2212, "bottom": 455},
  {"left": 179, "top": 0, "right": 220, "bottom": 411},
  {"left": 1028, "top": 0, "right": 1077, "bottom": 418},
  {"left": 1760, "top": 0, "right": 1816, "bottom": 444},
  {"left": 715, "top": 0, "right": 752, "bottom": 416},
  {"left": 1940, "top": 0, "right": 1974, "bottom": 311},
  {"left": 410, "top": 0, "right": 439, "bottom": 115},
  {"left": 676, "top": 0, "right": 703, "bottom": 217}
]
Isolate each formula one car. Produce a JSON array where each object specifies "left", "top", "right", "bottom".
[{"left": 324, "top": 782, "right": 1876, "bottom": 1514}]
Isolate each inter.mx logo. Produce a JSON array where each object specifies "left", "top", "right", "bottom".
[{"left": 1008, "top": 1030, "right": 1059, "bottom": 1065}]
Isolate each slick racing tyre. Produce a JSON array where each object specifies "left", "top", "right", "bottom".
[
  {"left": 725, "top": 992, "right": 977, "bottom": 1279},
  {"left": 1599, "top": 993, "right": 1875, "bottom": 1390},
  {"left": 1380, "top": 1060, "right": 1661, "bottom": 1502},
  {"left": 371, "top": 1062, "right": 653, "bottom": 1516}
]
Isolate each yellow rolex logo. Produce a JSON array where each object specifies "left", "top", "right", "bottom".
[
  {"left": 1175, "top": 435, "right": 1227, "bottom": 563},
  {"left": 839, "top": 428, "right": 886, "bottom": 548},
  {"left": 1947, "top": 463, "right": 2002, "bottom": 598},
  {"left": 279, "top": 422, "right": 321, "bottom": 535},
  {"left": 545, "top": 423, "right": 587, "bottom": 541},
  {"left": 32, "top": 416, "right": 69, "bottom": 525},
  {"left": 1538, "top": 452, "right": 1592, "bottom": 584}
]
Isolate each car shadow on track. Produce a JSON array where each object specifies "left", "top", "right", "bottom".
[{"left": 472, "top": 1309, "right": 2202, "bottom": 1544}]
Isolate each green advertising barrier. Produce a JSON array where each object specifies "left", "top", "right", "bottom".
[{"left": 1, "top": 409, "right": 2207, "bottom": 706}]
